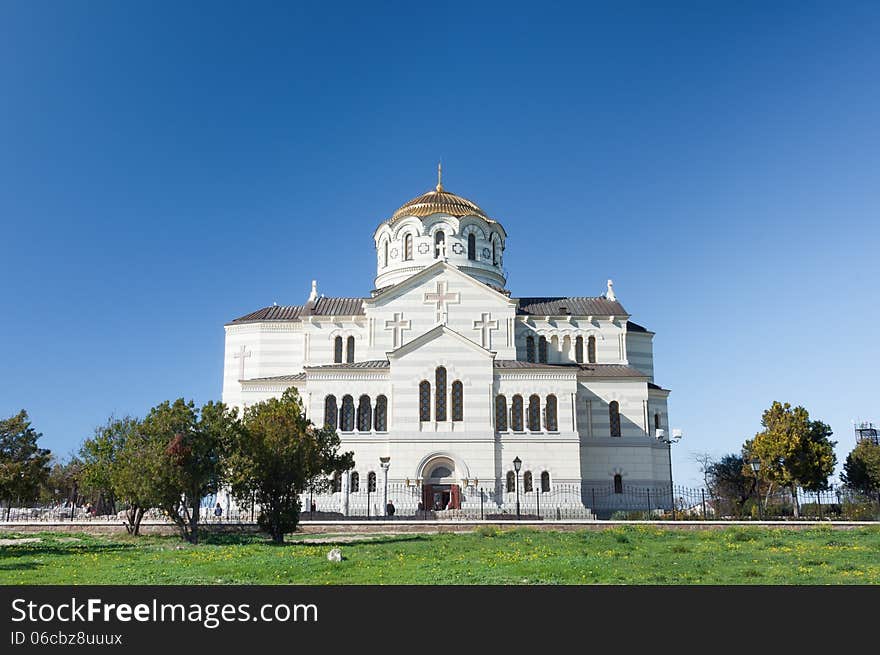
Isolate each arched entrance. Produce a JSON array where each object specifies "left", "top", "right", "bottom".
[{"left": 420, "top": 455, "right": 462, "bottom": 511}]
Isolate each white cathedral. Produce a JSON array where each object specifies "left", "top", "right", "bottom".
[{"left": 221, "top": 170, "right": 674, "bottom": 516}]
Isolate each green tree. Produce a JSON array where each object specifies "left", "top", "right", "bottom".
[
  {"left": 744, "top": 401, "right": 836, "bottom": 517},
  {"left": 41, "top": 456, "right": 83, "bottom": 506},
  {"left": 704, "top": 453, "right": 754, "bottom": 517},
  {"left": 80, "top": 417, "right": 140, "bottom": 515},
  {"left": 841, "top": 439, "right": 880, "bottom": 498},
  {"left": 141, "top": 399, "right": 237, "bottom": 543},
  {"left": 0, "top": 410, "right": 52, "bottom": 520},
  {"left": 226, "top": 388, "right": 353, "bottom": 544}
]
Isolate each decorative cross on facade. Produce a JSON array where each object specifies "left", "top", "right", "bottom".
[
  {"left": 424, "top": 280, "right": 460, "bottom": 325},
  {"left": 384, "top": 312, "right": 411, "bottom": 348},
  {"left": 473, "top": 312, "right": 499, "bottom": 349},
  {"left": 233, "top": 344, "right": 252, "bottom": 380}
]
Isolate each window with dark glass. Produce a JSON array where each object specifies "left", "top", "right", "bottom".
[
  {"left": 419, "top": 381, "right": 431, "bottom": 421},
  {"left": 334, "top": 336, "right": 343, "bottom": 363},
  {"left": 654, "top": 413, "right": 661, "bottom": 430},
  {"left": 435, "top": 366, "right": 447, "bottom": 421},
  {"left": 357, "top": 395, "right": 371, "bottom": 431},
  {"left": 538, "top": 336, "right": 548, "bottom": 363},
  {"left": 495, "top": 395, "right": 507, "bottom": 431},
  {"left": 368, "top": 472, "right": 376, "bottom": 493},
  {"left": 588, "top": 335, "right": 596, "bottom": 363},
  {"left": 545, "top": 394, "right": 558, "bottom": 431},
  {"left": 350, "top": 472, "right": 360, "bottom": 493},
  {"left": 451, "top": 380, "right": 463, "bottom": 421},
  {"left": 467, "top": 233, "right": 476, "bottom": 260},
  {"left": 492, "top": 240, "right": 497, "bottom": 265},
  {"left": 526, "top": 336, "right": 535, "bottom": 363},
  {"left": 609, "top": 400, "right": 621, "bottom": 437},
  {"left": 346, "top": 336, "right": 355, "bottom": 363},
  {"left": 331, "top": 472, "right": 341, "bottom": 493},
  {"left": 434, "top": 231, "right": 445, "bottom": 258},
  {"left": 575, "top": 336, "right": 584, "bottom": 363},
  {"left": 528, "top": 394, "right": 541, "bottom": 431},
  {"left": 541, "top": 471, "right": 550, "bottom": 492},
  {"left": 324, "top": 395, "right": 337, "bottom": 428},
  {"left": 511, "top": 395, "right": 524, "bottom": 431},
  {"left": 506, "top": 471, "right": 515, "bottom": 493},
  {"left": 374, "top": 395, "right": 387, "bottom": 431},
  {"left": 523, "top": 471, "right": 533, "bottom": 493},
  {"left": 383, "top": 240, "right": 389, "bottom": 267},
  {"left": 614, "top": 474, "right": 623, "bottom": 494},
  {"left": 340, "top": 395, "right": 355, "bottom": 431}
]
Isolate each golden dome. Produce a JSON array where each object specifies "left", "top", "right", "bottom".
[{"left": 389, "top": 164, "right": 495, "bottom": 224}]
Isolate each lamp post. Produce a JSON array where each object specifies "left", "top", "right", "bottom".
[
  {"left": 656, "top": 429, "right": 682, "bottom": 520},
  {"left": 749, "top": 457, "right": 763, "bottom": 520},
  {"left": 513, "top": 456, "right": 522, "bottom": 520},
  {"left": 379, "top": 457, "right": 391, "bottom": 517}
]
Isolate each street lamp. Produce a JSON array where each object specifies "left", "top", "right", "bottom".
[
  {"left": 656, "top": 428, "right": 682, "bottom": 519},
  {"left": 749, "top": 457, "right": 763, "bottom": 520},
  {"left": 513, "top": 456, "right": 522, "bottom": 520}
]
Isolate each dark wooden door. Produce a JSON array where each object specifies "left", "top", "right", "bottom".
[{"left": 450, "top": 484, "right": 461, "bottom": 509}]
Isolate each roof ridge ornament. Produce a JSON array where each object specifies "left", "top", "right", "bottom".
[
  {"left": 308, "top": 279, "right": 318, "bottom": 303},
  {"left": 605, "top": 279, "right": 616, "bottom": 301}
]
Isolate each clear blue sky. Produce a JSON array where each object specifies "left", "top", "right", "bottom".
[{"left": 2, "top": 2, "right": 878, "bottom": 486}]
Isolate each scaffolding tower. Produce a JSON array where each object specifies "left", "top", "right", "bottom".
[{"left": 855, "top": 421, "right": 879, "bottom": 446}]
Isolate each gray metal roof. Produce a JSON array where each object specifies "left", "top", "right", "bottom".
[
  {"left": 494, "top": 361, "right": 646, "bottom": 378},
  {"left": 241, "top": 373, "right": 307, "bottom": 383},
  {"left": 304, "top": 360, "right": 390, "bottom": 370},
  {"left": 229, "top": 297, "right": 365, "bottom": 324},
  {"left": 516, "top": 296, "right": 627, "bottom": 316},
  {"left": 627, "top": 320, "right": 649, "bottom": 333}
]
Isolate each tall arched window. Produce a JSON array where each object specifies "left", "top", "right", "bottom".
[
  {"left": 528, "top": 394, "right": 541, "bottom": 431},
  {"left": 404, "top": 233, "right": 413, "bottom": 260},
  {"left": 340, "top": 395, "right": 355, "bottom": 432},
  {"left": 357, "top": 395, "right": 371, "bottom": 431},
  {"left": 609, "top": 400, "right": 621, "bottom": 437},
  {"left": 374, "top": 395, "right": 387, "bottom": 431},
  {"left": 541, "top": 471, "right": 551, "bottom": 492},
  {"left": 495, "top": 395, "right": 508, "bottom": 431},
  {"left": 383, "top": 240, "right": 389, "bottom": 267},
  {"left": 419, "top": 381, "right": 431, "bottom": 421},
  {"left": 346, "top": 336, "right": 355, "bottom": 363},
  {"left": 654, "top": 412, "right": 661, "bottom": 430},
  {"left": 451, "top": 380, "right": 463, "bottom": 421},
  {"left": 538, "top": 336, "right": 548, "bottom": 363},
  {"left": 526, "top": 336, "right": 536, "bottom": 363},
  {"left": 350, "top": 472, "right": 360, "bottom": 493},
  {"left": 331, "top": 472, "right": 341, "bottom": 493},
  {"left": 324, "top": 395, "right": 337, "bottom": 428},
  {"left": 435, "top": 366, "right": 447, "bottom": 421},
  {"left": 575, "top": 336, "right": 584, "bottom": 363},
  {"left": 545, "top": 394, "right": 558, "bottom": 431},
  {"left": 334, "top": 336, "right": 343, "bottom": 363},
  {"left": 434, "top": 231, "right": 445, "bottom": 258},
  {"left": 511, "top": 395, "right": 524, "bottom": 431},
  {"left": 588, "top": 335, "right": 596, "bottom": 363},
  {"left": 367, "top": 472, "right": 376, "bottom": 492},
  {"left": 492, "top": 240, "right": 497, "bottom": 265},
  {"left": 467, "top": 233, "right": 476, "bottom": 261},
  {"left": 523, "top": 471, "right": 533, "bottom": 493},
  {"left": 506, "top": 471, "right": 515, "bottom": 493},
  {"left": 614, "top": 474, "right": 623, "bottom": 494}
]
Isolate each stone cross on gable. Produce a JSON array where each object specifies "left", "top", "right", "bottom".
[
  {"left": 473, "top": 312, "right": 499, "bottom": 349},
  {"left": 233, "top": 344, "right": 252, "bottom": 380},
  {"left": 424, "top": 280, "right": 460, "bottom": 325},
  {"left": 384, "top": 312, "right": 411, "bottom": 348}
]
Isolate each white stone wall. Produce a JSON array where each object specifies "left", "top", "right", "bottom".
[
  {"left": 514, "top": 317, "right": 626, "bottom": 364},
  {"left": 222, "top": 323, "right": 304, "bottom": 409},
  {"left": 626, "top": 331, "right": 655, "bottom": 380}
]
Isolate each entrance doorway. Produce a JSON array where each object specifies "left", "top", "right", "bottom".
[{"left": 422, "top": 484, "right": 461, "bottom": 510}]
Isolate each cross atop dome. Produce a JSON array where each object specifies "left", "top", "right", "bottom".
[{"left": 436, "top": 161, "right": 443, "bottom": 192}]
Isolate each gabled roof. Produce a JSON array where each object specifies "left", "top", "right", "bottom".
[
  {"left": 516, "top": 296, "right": 627, "bottom": 317},
  {"left": 366, "top": 261, "right": 516, "bottom": 308},
  {"left": 387, "top": 324, "right": 494, "bottom": 360},
  {"left": 240, "top": 373, "right": 306, "bottom": 384},
  {"left": 228, "top": 297, "right": 365, "bottom": 324},
  {"left": 626, "top": 320, "right": 650, "bottom": 333}
]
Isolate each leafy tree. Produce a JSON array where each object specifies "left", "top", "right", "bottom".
[
  {"left": 744, "top": 401, "right": 836, "bottom": 517},
  {"left": 141, "top": 399, "right": 237, "bottom": 543},
  {"left": 41, "top": 456, "right": 83, "bottom": 506},
  {"left": 704, "top": 454, "right": 754, "bottom": 517},
  {"left": 0, "top": 410, "right": 52, "bottom": 519},
  {"left": 841, "top": 439, "right": 880, "bottom": 498},
  {"left": 80, "top": 417, "right": 140, "bottom": 515},
  {"left": 226, "top": 388, "right": 354, "bottom": 544}
]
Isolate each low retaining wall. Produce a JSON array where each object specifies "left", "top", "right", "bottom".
[{"left": 1, "top": 519, "right": 877, "bottom": 537}]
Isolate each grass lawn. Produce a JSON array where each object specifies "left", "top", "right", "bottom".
[{"left": 1, "top": 526, "right": 879, "bottom": 584}]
